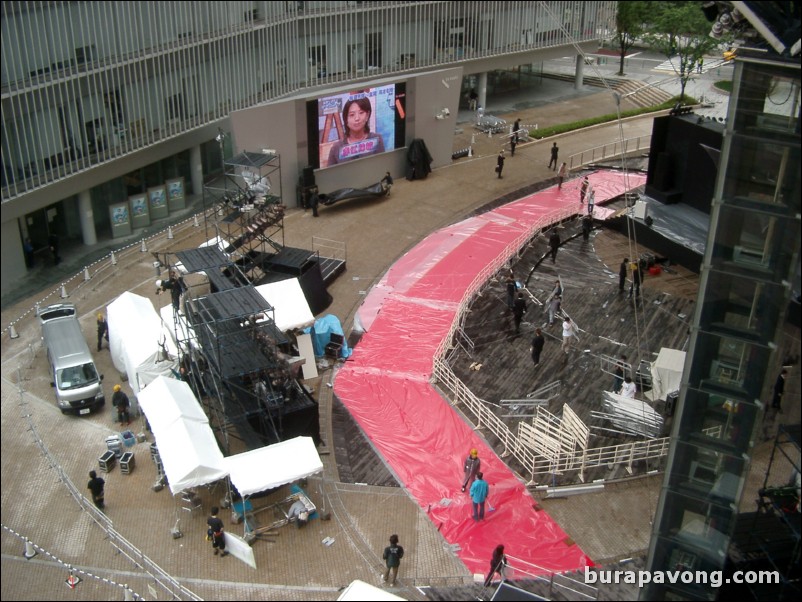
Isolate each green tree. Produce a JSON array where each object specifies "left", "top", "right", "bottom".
[
  {"left": 613, "top": 1, "right": 651, "bottom": 76},
  {"left": 645, "top": 2, "right": 719, "bottom": 100}
]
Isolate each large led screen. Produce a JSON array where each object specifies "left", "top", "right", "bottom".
[{"left": 308, "top": 83, "right": 406, "bottom": 170}]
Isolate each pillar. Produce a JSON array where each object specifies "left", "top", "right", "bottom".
[
  {"left": 574, "top": 54, "right": 585, "bottom": 90},
  {"left": 78, "top": 189, "right": 97, "bottom": 246},
  {"left": 478, "top": 72, "right": 488, "bottom": 112},
  {"left": 190, "top": 145, "right": 204, "bottom": 197}
]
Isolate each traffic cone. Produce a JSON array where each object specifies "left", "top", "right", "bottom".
[
  {"left": 23, "top": 538, "right": 36, "bottom": 559},
  {"left": 9, "top": 324, "right": 19, "bottom": 339},
  {"left": 468, "top": 146, "right": 473, "bottom": 158},
  {"left": 193, "top": 215, "right": 200, "bottom": 227},
  {"left": 167, "top": 226, "right": 174, "bottom": 240},
  {"left": 140, "top": 239, "right": 147, "bottom": 252},
  {"left": 111, "top": 251, "right": 118, "bottom": 266},
  {"left": 83, "top": 267, "right": 91, "bottom": 281},
  {"left": 60, "top": 284, "right": 68, "bottom": 298},
  {"left": 124, "top": 585, "right": 134, "bottom": 601},
  {"left": 65, "top": 570, "right": 81, "bottom": 589}
]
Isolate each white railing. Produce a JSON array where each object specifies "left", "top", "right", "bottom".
[{"left": 567, "top": 135, "right": 652, "bottom": 171}]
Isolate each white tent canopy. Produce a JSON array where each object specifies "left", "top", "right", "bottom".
[
  {"left": 337, "top": 580, "right": 406, "bottom": 601},
  {"left": 138, "top": 376, "right": 227, "bottom": 494},
  {"left": 254, "top": 279, "right": 315, "bottom": 332},
  {"left": 107, "top": 292, "right": 178, "bottom": 395},
  {"left": 223, "top": 436, "right": 323, "bottom": 497},
  {"left": 646, "top": 347, "right": 687, "bottom": 401}
]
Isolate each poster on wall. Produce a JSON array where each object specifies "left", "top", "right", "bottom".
[
  {"left": 148, "top": 185, "right": 169, "bottom": 220},
  {"left": 166, "top": 177, "right": 186, "bottom": 211},
  {"left": 109, "top": 202, "right": 132, "bottom": 238},
  {"left": 129, "top": 193, "right": 150, "bottom": 228}
]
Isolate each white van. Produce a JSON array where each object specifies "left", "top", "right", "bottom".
[{"left": 37, "top": 303, "right": 105, "bottom": 415}]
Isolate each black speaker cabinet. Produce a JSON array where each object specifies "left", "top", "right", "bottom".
[{"left": 302, "top": 166, "right": 316, "bottom": 188}]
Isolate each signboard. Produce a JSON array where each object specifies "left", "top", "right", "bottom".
[
  {"left": 129, "top": 193, "right": 150, "bottom": 228},
  {"left": 109, "top": 202, "right": 132, "bottom": 238},
  {"left": 148, "top": 185, "right": 168, "bottom": 219},
  {"left": 166, "top": 177, "right": 186, "bottom": 211}
]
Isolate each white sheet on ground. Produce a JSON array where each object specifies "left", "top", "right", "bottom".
[
  {"left": 254, "top": 279, "right": 315, "bottom": 332},
  {"left": 646, "top": 347, "right": 686, "bottom": 401},
  {"left": 224, "top": 436, "right": 323, "bottom": 497}
]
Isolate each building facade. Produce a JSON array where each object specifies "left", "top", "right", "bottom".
[{"left": 1, "top": 0, "right": 615, "bottom": 296}]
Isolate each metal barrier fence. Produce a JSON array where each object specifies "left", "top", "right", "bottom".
[{"left": 567, "top": 135, "right": 652, "bottom": 171}]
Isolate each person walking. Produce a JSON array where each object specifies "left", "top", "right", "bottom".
[
  {"left": 512, "top": 291, "right": 527, "bottom": 334},
  {"left": 496, "top": 150, "right": 505, "bottom": 179},
  {"left": 96, "top": 313, "right": 109, "bottom": 351},
  {"left": 381, "top": 534, "right": 405, "bottom": 586},
  {"left": 461, "top": 448, "right": 481, "bottom": 492},
  {"left": 159, "top": 270, "right": 186, "bottom": 312},
  {"left": 509, "top": 134, "right": 517, "bottom": 157},
  {"left": 207, "top": 506, "right": 229, "bottom": 557},
  {"left": 470, "top": 471, "right": 489, "bottom": 521},
  {"left": 531, "top": 328, "right": 545, "bottom": 367},
  {"left": 484, "top": 544, "right": 507, "bottom": 587},
  {"left": 548, "top": 142, "right": 559, "bottom": 170},
  {"left": 512, "top": 118, "right": 521, "bottom": 141},
  {"left": 618, "top": 257, "right": 629, "bottom": 293},
  {"left": 628, "top": 261, "right": 643, "bottom": 299},
  {"left": 771, "top": 369, "right": 787, "bottom": 411},
  {"left": 87, "top": 470, "right": 105, "bottom": 509},
  {"left": 587, "top": 189, "right": 595, "bottom": 215},
  {"left": 548, "top": 230, "right": 560, "bottom": 263},
  {"left": 557, "top": 162, "right": 567, "bottom": 189},
  {"left": 579, "top": 176, "right": 589, "bottom": 205},
  {"left": 620, "top": 376, "right": 637, "bottom": 399},
  {"left": 546, "top": 294, "right": 561, "bottom": 327},
  {"left": 112, "top": 384, "right": 130, "bottom": 426},
  {"left": 468, "top": 88, "right": 478, "bottom": 111},
  {"left": 505, "top": 270, "right": 516, "bottom": 311},
  {"left": 581, "top": 214, "right": 592, "bottom": 241},
  {"left": 561, "top": 316, "right": 576, "bottom": 354},
  {"left": 612, "top": 355, "right": 628, "bottom": 393},
  {"left": 23, "top": 237, "right": 35, "bottom": 268}
]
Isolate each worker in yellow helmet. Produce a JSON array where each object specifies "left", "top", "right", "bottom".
[{"left": 461, "top": 448, "right": 481, "bottom": 492}]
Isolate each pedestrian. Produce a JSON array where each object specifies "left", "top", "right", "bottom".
[
  {"left": 619, "top": 257, "right": 629, "bottom": 293},
  {"left": 628, "top": 261, "right": 642, "bottom": 299},
  {"left": 549, "top": 278, "right": 563, "bottom": 301},
  {"left": 207, "top": 506, "right": 229, "bottom": 556},
  {"left": 112, "top": 384, "right": 130, "bottom": 426},
  {"left": 509, "top": 135, "right": 517, "bottom": 157},
  {"left": 96, "top": 313, "right": 109, "bottom": 351},
  {"left": 496, "top": 150, "right": 505, "bottom": 178},
  {"left": 48, "top": 233, "right": 60, "bottom": 265},
  {"left": 512, "top": 291, "right": 527, "bottom": 334},
  {"left": 579, "top": 176, "right": 589, "bottom": 205},
  {"left": 612, "top": 355, "right": 628, "bottom": 393},
  {"left": 470, "top": 471, "right": 489, "bottom": 521},
  {"left": 581, "top": 215, "right": 592, "bottom": 241},
  {"left": 587, "top": 189, "right": 595, "bottom": 215},
  {"left": 159, "top": 269, "right": 186, "bottom": 312},
  {"left": 561, "top": 316, "right": 576, "bottom": 354},
  {"left": 771, "top": 369, "right": 787, "bottom": 411},
  {"left": 469, "top": 88, "right": 478, "bottom": 111},
  {"left": 531, "top": 328, "right": 545, "bottom": 367},
  {"left": 548, "top": 230, "right": 560, "bottom": 263},
  {"left": 548, "top": 142, "right": 559, "bottom": 170},
  {"left": 505, "top": 270, "right": 516, "bottom": 311},
  {"left": 381, "top": 534, "right": 404, "bottom": 586},
  {"left": 557, "top": 162, "right": 567, "bottom": 189},
  {"left": 484, "top": 544, "right": 507, "bottom": 587},
  {"left": 23, "top": 237, "right": 35, "bottom": 268},
  {"left": 512, "top": 118, "right": 520, "bottom": 141},
  {"left": 87, "top": 470, "right": 105, "bottom": 509},
  {"left": 697, "top": 58, "right": 703, "bottom": 73},
  {"left": 309, "top": 190, "right": 320, "bottom": 217},
  {"left": 620, "top": 376, "right": 637, "bottom": 398},
  {"left": 547, "top": 294, "right": 561, "bottom": 327},
  {"left": 461, "top": 448, "right": 481, "bottom": 492}
]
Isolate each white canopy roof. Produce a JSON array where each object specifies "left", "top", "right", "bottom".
[
  {"left": 337, "top": 580, "right": 406, "bottom": 601},
  {"left": 223, "top": 436, "right": 323, "bottom": 497},
  {"left": 254, "top": 278, "right": 314, "bottom": 332},
  {"left": 107, "top": 292, "right": 178, "bottom": 395},
  {"left": 138, "top": 376, "right": 226, "bottom": 494},
  {"left": 646, "top": 347, "right": 686, "bottom": 401}
]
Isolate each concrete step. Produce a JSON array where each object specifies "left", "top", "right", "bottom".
[{"left": 541, "top": 72, "right": 672, "bottom": 109}]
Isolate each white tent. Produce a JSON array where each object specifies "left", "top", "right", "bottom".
[
  {"left": 337, "top": 580, "right": 406, "bottom": 601},
  {"left": 107, "top": 292, "right": 178, "bottom": 395},
  {"left": 224, "top": 436, "right": 323, "bottom": 497},
  {"left": 646, "top": 347, "right": 686, "bottom": 401},
  {"left": 138, "top": 376, "right": 227, "bottom": 494},
  {"left": 254, "top": 279, "right": 315, "bottom": 332}
]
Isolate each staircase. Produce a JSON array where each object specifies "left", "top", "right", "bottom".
[{"left": 541, "top": 73, "right": 673, "bottom": 109}]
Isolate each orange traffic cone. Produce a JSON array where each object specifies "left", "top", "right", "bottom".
[{"left": 65, "top": 571, "right": 81, "bottom": 589}]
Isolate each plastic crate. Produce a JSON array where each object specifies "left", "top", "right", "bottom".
[{"left": 121, "top": 430, "right": 136, "bottom": 448}]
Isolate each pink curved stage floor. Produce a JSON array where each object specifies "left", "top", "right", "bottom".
[{"left": 334, "top": 171, "right": 646, "bottom": 576}]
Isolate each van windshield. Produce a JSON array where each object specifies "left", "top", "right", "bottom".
[{"left": 57, "top": 363, "right": 99, "bottom": 390}]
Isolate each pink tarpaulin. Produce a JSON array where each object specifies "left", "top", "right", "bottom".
[{"left": 336, "top": 171, "right": 646, "bottom": 575}]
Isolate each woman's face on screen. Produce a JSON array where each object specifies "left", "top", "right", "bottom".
[{"left": 347, "top": 104, "right": 369, "bottom": 137}]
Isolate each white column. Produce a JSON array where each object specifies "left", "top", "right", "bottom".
[
  {"left": 78, "top": 189, "right": 97, "bottom": 245},
  {"left": 478, "top": 72, "right": 488, "bottom": 111},
  {"left": 190, "top": 144, "right": 204, "bottom": 196},
  {"left": 574, "top": 54, "right": 584, "bottom": 90}
]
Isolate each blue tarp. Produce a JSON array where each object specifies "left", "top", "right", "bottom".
[{"left": 303, "top": 314, "right": 352, "bottom": 359}]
